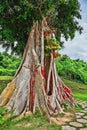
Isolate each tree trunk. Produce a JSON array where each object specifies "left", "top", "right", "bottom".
[{"left": 0, "top": 19, "right": 75, "bottom": 119}]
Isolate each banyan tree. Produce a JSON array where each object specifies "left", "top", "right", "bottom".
[
  {"left": 0, "top": 0, "right": 82, "bottom": 120},
  {"left": 0, "top": 19, "right": 75, "bottom": 118}
]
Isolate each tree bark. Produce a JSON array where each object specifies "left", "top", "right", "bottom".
[{"left": 0, "top": 19, "right": 75, "bottom": 119}]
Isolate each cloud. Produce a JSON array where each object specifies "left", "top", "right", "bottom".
[
  {"left": 60, "top": 0, "right": 87, "bottom": 62},
  {"left": 0, "top": 45, "right": 5, "bottom": 52}
]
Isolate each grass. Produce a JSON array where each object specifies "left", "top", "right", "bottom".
[
  {"left": 0, "top": 76, "right": 13, "bottom": 81},
  {"left": 61, "top": 77, "right": 87, "bottom": 101},
  {"left": 0, "top": 76, "right": 13, "bottom": 94},
  {"left": 0, "top": 111, "right": 61, "bottom": 130},
  {"left": 74, "top": 93, "right": 87, "bottom": 101}
]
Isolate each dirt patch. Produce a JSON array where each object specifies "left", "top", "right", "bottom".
[
  {"left": 3, "top": 112, "right": 12, "bottom": 119},
  {"left": 16, "top": 122, "right": 32, "bottom": 128},
  {"left": 13, "top": 111, "right": 33, "bottom": 122},
  {"left": 50, "top": 112, "right": 75, "bottom": 125}
]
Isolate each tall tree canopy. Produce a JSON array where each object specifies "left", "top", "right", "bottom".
[{"left": 0, "top": 0, "right": 82, "bottom": 55}]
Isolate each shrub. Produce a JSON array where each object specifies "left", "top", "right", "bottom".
[
  {"left": 56, "top": 55, "right": 87, "bottom": 84},
  {"left": 0, "top": 52, "right": 21, "bottom": 76}
]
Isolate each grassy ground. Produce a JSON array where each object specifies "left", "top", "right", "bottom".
[
  {"left": 0, "top": 76, "right": 13, "bottom": 81},
  {"left": 61, "top": 77, "right": 87, "bottom": 100},
  {"left": 0, "top": 76, "right": 13, "bottom": 93},
  {"left": 0, "top": 76, "right": 87, "bottom": 130},
  {"left": 0, "top": 111, "right": 61, "bottom": 130}
]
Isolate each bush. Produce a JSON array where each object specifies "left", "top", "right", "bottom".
[
  {"left": 0, "top": 52, "right": 21, "bottom": 76},
  {"left": 0, "top": 52, "right": 87, "bottom": 84},
  {"left": 56, "top": 55, "right": 87, "bottom": 84},
  {"left": 0, "top": 68, "right": 16, "bottom": 76}
]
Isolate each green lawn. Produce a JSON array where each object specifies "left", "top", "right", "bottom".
[
  {"left": 0, "top": 76, "right": 13, "bottom": 81},
  {"left": 61, "top": 77, "right": 87, "bottom": 101},
  {"left": 74, "top": 93, "right": 87, "bottom": 101}
]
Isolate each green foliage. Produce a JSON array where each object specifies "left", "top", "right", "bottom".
[
  {"left": 54, "top": 0, "right": 83, "bottom": 41},
  {"left": 0, "top": 52, "right": 21, "bottom": 76},
  {"left": 44, "top": 32, "right": 61, "bottom": 51},
  {"left": 0, "top": 68, "right": 16, "bottom": 76},
  {"left": 0, "top": 107, "right": 8, "bottom": 125},
  {"left": 0, "top": 52, "right": 87, "bottom": 85},
  {"left": 0, "top": 0, "right": 82, "bottom": 55},
  {"left": 56, "top": 55, "right": 87, "bottom": 84}
]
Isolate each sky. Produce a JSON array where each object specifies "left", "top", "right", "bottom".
[
  {"left": 0, "top": 0, "right": 87, "bottom": 62},
  {"left": 60, "top": 0, "right": 87, "bottom": 62}
]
